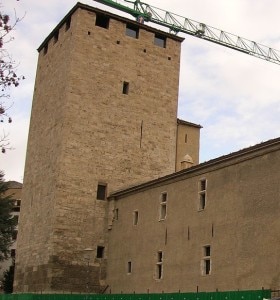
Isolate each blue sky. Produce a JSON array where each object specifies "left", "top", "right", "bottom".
[{"left": 1, "top": 0, "right": 280, "bottom": 182}]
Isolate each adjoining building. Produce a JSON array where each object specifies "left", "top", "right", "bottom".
[
  {"left": 0, "top": 181, "right": 22, "bottom": 292},
  {"left": 13, "top": 1, "right": 280, "bottom": 295}
]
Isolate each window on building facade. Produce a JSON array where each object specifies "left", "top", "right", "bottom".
[
  {"left": 54, "top": 30, "right": 59, "bottom": 44},
  {"left": 185, "top": 133, "right": 188, "bottom": 143},
  {"left": 95, "top": 14, "right": 110, "bottom": 29},
  {"left": 65, "top": 17, "right": 71, "bottom": 31},
  {"left": 96, "top": 246, "right": 104, "bottom": 258},
  {"left": 126, "top": 24, "right": 139, "bottom": 39},
  {"left": 202, "top": 245, "right": 211, "bottom": 275},
  {"left": 154, "top": 34, "right": 166, "bottom": 48},
  {"left": 127, "top": 261, "right": 132, "bottom": 274},
  {"left": 155, "top": 251, "right": 163, "bottom": 279},
  {"left": 123, "top": 81, "right": 129, "bottom": 94},
  {"left": 114, "top": 208, "right": 119, "bottom": 220},
  {"left": 159, "top": 192, "right": 167, "bottom": 220},
  {"left": 96, "top": 183, "right": 107, "bottom": 200},
  {"left": 133, "top": 210, "right": 139, "bottom": 225},
  {"left": 198, "top": 179, "right": 207, "bottom": 210}
]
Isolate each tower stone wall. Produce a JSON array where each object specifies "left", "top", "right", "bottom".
[{"left": 14, "top": 3, "right": 185, "bottom": 293}]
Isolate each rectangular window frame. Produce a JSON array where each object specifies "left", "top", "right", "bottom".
[
  {"left": 127, "top": 261, "right": 132, "bottom": 274},
  {"left": 201, "top": 245, "right": 211, "bottom": 276},
  {"left": 96, "top": 183, "right": 107, "bottom": 200},
  {"left": 198, "top": 179, "right": 207, "bottom": 211},
  {"left": 159, "top": 192, "right": 167, "bottom": 221},
  {"left": 96, "top": 246, "right": 105, "bottom": 259},
  {"left": 154, "top": 34, "right": 166, "bottom": 48},
  {"left": 133, "top": 210, "right": 139, "bottom": 226},
  {"left": 126, "top": 23, "right": 139, "bottom": 39},
  {"left": 95, "top": 14, "right": 110, "bottom": 29},
  {"left": 155, "top": 251, "right": 163, "bottom": 280}
]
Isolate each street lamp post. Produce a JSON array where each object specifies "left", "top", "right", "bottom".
[{"left": 84, "top": 248, "right": 94, "bottom": 294}]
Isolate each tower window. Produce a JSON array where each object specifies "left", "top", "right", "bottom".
[
  {"left": 198, "top": 179, "right": 207, "bottom": 210},
  {"left": 95, "top": 14, "right": 110, "bottom": 29},
  {"left": 123, "top": 81, "right": 129, "bottom": 94},
  {"left": 126, "top": 24, "right": 139, "bottom": 39},
  {"left": 53, "top": 30, "right": 59, "bottom": 44},
  {"left": 154, "top": 34, "right": 166, "bottom": 48},
  {"left": 65, "top": 17, "right": 71, "bottom": 31},
  {"left": 114, "top": 208, "right": 119, "bottom": 220},
  {"left": 133, "top": 210, "right": 139, "bottom": 225},
  {"left": 185, "top": 134, "right": 188, "bottom": 143},
  {"left": 159, "top": 192, "right": 167, "bottom": 220},
  {"left": 96, "top": 246, "right": 104, "bottom": 258},
  {"left": 97, "top": 183, "right": 107, "bottom": 200}
]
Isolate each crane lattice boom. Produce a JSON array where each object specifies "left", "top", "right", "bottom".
[{"left": 93, "top": 0, "right": 280, "bottom": 65}]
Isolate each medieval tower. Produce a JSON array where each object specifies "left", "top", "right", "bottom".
[{"left": 14, "top": 2, "right": 200, "bottom": 293}]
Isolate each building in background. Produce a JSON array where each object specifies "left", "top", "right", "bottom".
[{"left": 0, "top": 181, "right": 22, "bottom": 292}]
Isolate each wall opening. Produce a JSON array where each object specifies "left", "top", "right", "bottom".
[
  {"left": 97, "top": 183, "right": 107, "bottom": 200},
  {"left": 123, "top": 81, "right": 129, "bottom": 94},
  {"left": 95, "top": 14, "right": 110, "bottom": 29},
  {"left": 126, "top": 24, "right": 139, "bottom": 39},
  {"left": 198, "top": 179, "right": 207, "bottom": 210},
  {"left": 159, "top": 192, "right": 167, "bottom": 220},
  {"left": 96, "top": 246, "right": 104, "bottom": 258},
  {"left": 154, "top": 34, "right": 166, "bottom": 48},
  {"left": 156, "top": 251, "right": 163, "bottom": 279},
  {"left": 133, "top": 210, "right": 139, "bottom": 225},
  {"left": 127, "top": 261, "right": 132, "bottom": 274}
]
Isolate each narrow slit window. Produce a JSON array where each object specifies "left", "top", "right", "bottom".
[
  {"left": 202, "top": 245, "right": 211, "bottom": 275},
  {"left": 159, "top": 192, "right": 167, "bottom": 220},
  {"left": 154, "top": 34, "right": 166, "bottom": 48},
  {"left": 43, "top": 44, "right": 48, "bottom": 55},
  {"left": 54, "top": 30, "right": 59, "bottom": 44},
  {"left": 96, "top": 246, "right": 104, "bottom": 258},
  {"left": 198, "top": 179, "right": 207, "bottom": 210},
  {"left": 97, "top": 183, "right": 107, "bottom": 200},
  {"left": 133, "top": 210, "right": 139, "bottom": 225},
  {"left": 65, "top": 17, "right": 71, "bottom": 31},
  {"left": 123, "top": 81, "right": 129, "bottom": 94},
  {"left": 127, "top": 261, "right": 132, "bottom": 274},
  {"left": 95, "top": 14, "right": 110, "bottom": 29},
  {"left": 114, "top": 208, "right": 119, "bottom": 220},
  {"left": 155, "top": 251, "right": 163, "bottom": 279},
  {"left": 126, "top": 24, "right": 139, "bottom": 39}
]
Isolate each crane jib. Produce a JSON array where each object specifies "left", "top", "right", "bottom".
[{"left": 93, "top": 0, "right": 280, "bottom": 65}]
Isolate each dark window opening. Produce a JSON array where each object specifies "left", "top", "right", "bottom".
[
  {"left": 95, "top": 14, "right": 110, "bottom": 29},
  {"left": 12, "top": 231, "right": 17, "bottom": 240},
  {"left": 185, "top": 134, "right": 188, "bottom": 143},
  {"left": 123, "top": 81, "right": 129, "bottom": 94},
  {"left": 157, "top": 251, "right": 163, "bottom": 263},
  {"left": 12, "top": 206, "right": 20, "bottom": 212},
  {"left": 114, "top": 208, "right": 119, "bottom": 220},
  {"left": 126, "top": 24, "right": 139, "bottom": 39},
  {"left": 200, "top": 179, "right": 206, "bottom": 191},
  {"left": 65, "top": 17, "right": 71, "bottom": 31},
  {"left": 133, "top": 211, "right": 139, "bottom": 225},
  {"left": 204, "top": 259, "right": 211, "bottom": 275},
  {"left": 97, "top": 183, "right": 107, "bottom": 200},
  {"left": 154, "top": 34, "right": 166, "bottom": 48},
  {"left": 13, "top": 215, "right": 19, "bottom": 224},
  {"left": 96, "top": 246, "right": 104, "bottom": 258},
  {"left": 54, "top": 30, "right": 59, "bottom": 44},
  {"left": 11, "top": 249, "right": 16, "bottom": 258},
  {"left": 127, "top": 261, "right": 132, "bottom": 273},
  {"left": 204, "top": 245, "right": 211, "bottom": 257},
  {"left": 199, "top": 193, "right": 206, "bottom": 210},
  {"left": 161, "top": 192, "right": 167, "bottom": 203},
  {"left": 43, "top": 44, "right": 48, "bottom": 55},
  {"left": 156, "top": 264, "right": 162, "bottom": 279}
]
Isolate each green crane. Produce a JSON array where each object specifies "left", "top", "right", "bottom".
[{"left": 93, "top": 0, "right": 280, "bottom": 65}]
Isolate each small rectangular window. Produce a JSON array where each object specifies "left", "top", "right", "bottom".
[
  {"left": 95, "top": 14, "right": 110, "bottom": 29},
  {"left": 133, "top": 210, "right": 139, "bottom": 225},
  {"left": 127, "top": 261, "right": 132, "bottom": 274},
  {"left": 11, "top": 249, "right": 16, "bottom": 258},
  {"left": 155, "top": 251, "right": 163, "bottom": 280},
  {"left": 54, "top": 30, "right": 59, "bottom": 44},
  {"left": 123, "top": 81, "right": 129, "bottom": 94},
  {"left": 96, "top": 246, "right": 104, "bottom": 258},
  {"left": 198, "top": 179, "right": 207, "bottom": 210},
  {"left": 154, "top": 34, "right": 166, "bottom": 48},
  {"left": 126, "top": 24, "right": 139, "bottom": 39},
  {"left": 97, "top": 183, "right": 107, "bottom": 200},
  {"left": 159, "top": 192, "right": 167, "bottom": 220},
  {"left": 65, "top": 17, "right": 71, "bottom": 31},
  {"left": 202, "top": 245, "right": 211, "bottom": 275}
]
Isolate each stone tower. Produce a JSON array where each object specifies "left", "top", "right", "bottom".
[{"left": 14, "top": 2, "right": 186, "bottom": 293}]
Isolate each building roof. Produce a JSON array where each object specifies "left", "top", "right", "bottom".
[
  {"left": 177, "top": 118, "right": 203, "bottom": 128},
  {"left": 109, "top": 136, "right": 280, "bottom": 199},
  {"left": 38, "top": 2, "right": 185, "bottom": 52},
  {"left": 7, "top": 181, "right": 23, "bottom": 189}
]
